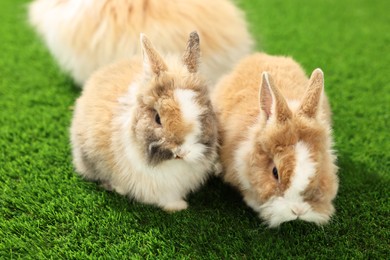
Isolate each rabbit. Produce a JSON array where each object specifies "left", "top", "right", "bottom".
[
  {"left": 211, "top": 53, "right": 339, "bottom": 227},
  {"left": 28, "top": 0, "right": 253, "bottom": 87},
  {"left": 70, "top": 32, "right": 220, "bottom": 212}
]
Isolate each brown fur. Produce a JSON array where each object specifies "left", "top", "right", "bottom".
[{"left": 212, "top": 53, "right": 339, "bottom": 225}]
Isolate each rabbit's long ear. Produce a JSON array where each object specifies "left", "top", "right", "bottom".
[
  {"left": 259, "top": 72, "right": 292, "bottom": 122},
  {"left": 298, "top": 68, "right": 324, "bottom": 118},
  {"left": 140, "top": 33, "right": 167, "bottom": 76},
  {"left": 183, "top": 31, "right": 200, "bottom": 73}
]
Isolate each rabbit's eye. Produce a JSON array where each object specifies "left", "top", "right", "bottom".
[
  {"left": 272, "top": 167, "right": 279, "bottom": 180},
  {"left": 155, "top": 113, "right": 161, "bottom": 125}
]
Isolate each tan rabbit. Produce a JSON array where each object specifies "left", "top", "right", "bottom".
[
  {"left": 70, "top": 32, "right": 220, "bottom": 212},
  {"left": 28, "top": 0, "right": 253, "bottom": 86},
  {"left": 212, "top": 53, "right": 339, "bottom": 227}
]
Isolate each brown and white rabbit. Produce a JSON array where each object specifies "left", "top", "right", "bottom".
[
  {"left": 28, "top": 0, "right": 253, "bottom": 86},
  {"left": 212, "top": 53, "right": 339, "bottom": 227},
  {"left": 70, "top": 32, "right": 220, "bottom": 212}
]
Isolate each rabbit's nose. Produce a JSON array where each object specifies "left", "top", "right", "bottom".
[
  {"left": 291, "top": 205, "right": 308, "bottom": 216},
  {"left": 174, "top": 148, "right": 188, "bottom": 159}
]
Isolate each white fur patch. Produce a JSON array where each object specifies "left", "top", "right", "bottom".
[
  {"left": 233, "top": 116, "right": 264, "bottom": 191},
  {"left": 118, "top": 82, "right": 139, "bottom": 106},
  {"left": 284, "top": 141, "right": 316, "bottom": 200},
  {"left": 174, "top": 89, "right": 206, "bottom": 163},
  {"left": 234, "top": 133, "right": 255, "bottom": 190},
  {"left": 174, "top": 89, "right": 202, "bottom": 124}
]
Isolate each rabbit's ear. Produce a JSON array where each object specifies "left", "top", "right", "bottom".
[
  {"left": 259, "top": 72, "right": 292, "bottom": 122},
  {"left": 259, "top": 72, "right": 273, "bottom": 119},
  {"left": 298, "top": 68, "right": 324, "bottom": 118},
  {"left": 182, "top": 31, "right": 200, "bottom": 73},
  {"left": 140, "top": 33, "right": 167, "bottom": 76}
]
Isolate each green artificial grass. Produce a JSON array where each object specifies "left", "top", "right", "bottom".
[{"left": 1, "top": 0, "right": 389, "bottom": 258}]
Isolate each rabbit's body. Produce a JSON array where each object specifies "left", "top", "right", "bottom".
[
  {"left": 29, "top": 0, "right": 253, "bottom": 86},
  {"left": 71, "top": 33, "right": 219, "bottom": 211},
  {"left": 212, "top": 53, "right": 338, "bottom": 227}
]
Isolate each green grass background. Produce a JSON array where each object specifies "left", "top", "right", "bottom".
[{"left": 1, "top": 0, "right": 389, "bottom": 258}]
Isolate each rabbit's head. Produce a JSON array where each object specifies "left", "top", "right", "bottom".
[
  {"left": 127, "top": 32, "right": 218, "bottom": 168},
  {"left": 236, "top": 70, "right": 339, "bottom": 227}
]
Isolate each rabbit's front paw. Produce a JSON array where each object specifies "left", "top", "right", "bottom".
[{"left": 162, "top": 200, "right": 188, "bottom": 212}]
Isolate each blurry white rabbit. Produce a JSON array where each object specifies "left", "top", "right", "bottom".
[{"left": 29, "top": 0, "right": 253, "bottom": 86}]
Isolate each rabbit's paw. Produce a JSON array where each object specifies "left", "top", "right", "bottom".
[{"left": 162, "top": 200, "right": 188, "bottom": 212}]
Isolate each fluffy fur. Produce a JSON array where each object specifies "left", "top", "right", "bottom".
[
  {"left": 212, "top": 53, "right": 339, "bottom": 227},
  {"left": 28, "top": 0, "right": 253, "bottom": 86},
  {"left": 70, "top": 32, "right": 220, "bottom": 211}
]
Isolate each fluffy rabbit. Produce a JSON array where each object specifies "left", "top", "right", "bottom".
[
  {"left": 28, "top": 0, "right": 253, "bottom": 86},
  {"left": 70, "top": 32, "right": 220, "bottom": 212},
  {"left": 212, "top": 53, "right": 339, "bottom": 227}
]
